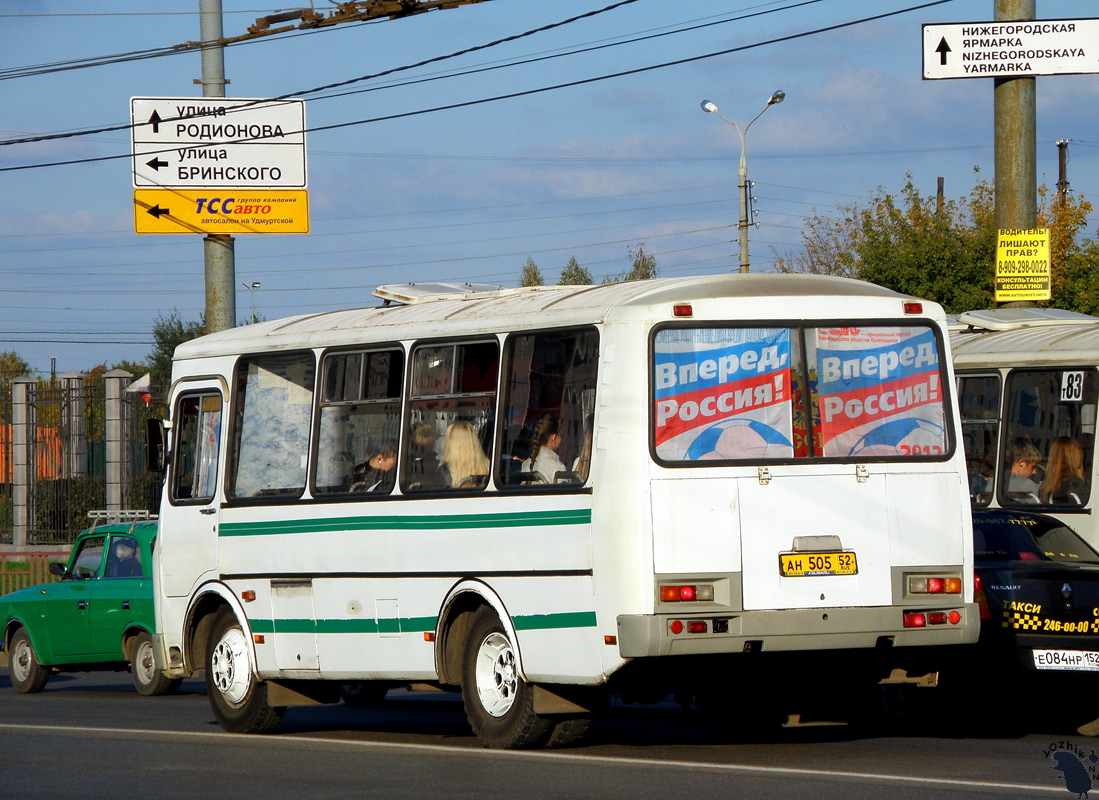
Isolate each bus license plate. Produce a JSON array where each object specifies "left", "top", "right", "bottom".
[{"left": 779, "top": 551, "right": 858, "bottom": 577}]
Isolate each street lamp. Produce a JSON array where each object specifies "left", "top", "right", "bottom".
[
  {"left": 242, "top": 281, "right": 260, "bottom": 323},
  {"left": 701, "top": 90, "right": 785, "bottom": 273}
]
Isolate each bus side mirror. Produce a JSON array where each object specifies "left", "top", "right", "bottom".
[{"left": 146, "top": 418, "right": 167, "bottom": 473}]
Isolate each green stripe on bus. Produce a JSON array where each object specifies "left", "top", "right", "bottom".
[
  {"left": 247, "top": 611, "right": 595, "bottom": 635},
  {"left": 513, "top": 611, "right": 597, "bottom": 630},
  {"left": 219, "top": 508, "right": 592, "bottom": 537}
]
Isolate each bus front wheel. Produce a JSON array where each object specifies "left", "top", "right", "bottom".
[
  {"left": 461, "top": 607, "right": 553, "bottom": 749},
  {"left": 205, "top": 607, "right": 284, "bottom": 734}
]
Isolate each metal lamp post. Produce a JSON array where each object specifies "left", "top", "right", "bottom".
[
  {"left": 701, "top": 91, "right": 785, "bottom": 273},
  {"left": 242, "top": 281, "right": 260, "bottom": 323}
]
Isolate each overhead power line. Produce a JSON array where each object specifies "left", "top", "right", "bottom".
[{"left": 0, "top": 0, "right": 953, "bottom": 174}]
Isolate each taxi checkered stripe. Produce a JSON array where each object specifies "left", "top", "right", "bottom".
[{"left": 1004, "top": 612, "right": 1042, "bottom": 631}]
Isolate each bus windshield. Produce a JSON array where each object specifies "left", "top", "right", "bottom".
[{"left": 653, "top": 323, "right": 950, "bottom": 463}]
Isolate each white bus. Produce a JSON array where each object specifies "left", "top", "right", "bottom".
[
  {"left": 151, "top": 274, "right": 976, "bottom": 748},
  {"left": 952, "top": 307, "right": 1099, "bottom": 547}
]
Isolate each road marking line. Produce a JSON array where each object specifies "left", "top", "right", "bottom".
[{"left": 0, "top": 722, "right": 1061, "bottom": 794}]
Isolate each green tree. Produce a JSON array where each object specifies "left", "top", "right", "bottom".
[
  {"left": 149, "top": 310, "right": 205, "bottom": 385},
  {"left": 0, "top": 350, "right": 32, "bottom": 387},
  {"left": 775, "top": 171, "right": 1096, "bottom": 315},
  {"left": 603, "top": 244, "right": 659, "bottom": 284},
  {"left": 519, "top": 256, "right": 545, "bottom": 287},
  {"left": 558, "top": 256, "right": 592, "bottom": 285}
]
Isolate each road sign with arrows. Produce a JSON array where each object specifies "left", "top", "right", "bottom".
[
  {"left": 923, "top": 19, "right": 1099, "bottom": 80},
  {"left": 130, "top": 96, "right": 308, "bottom": 234},
  {"left": 130, "top": 96, "right": 307, "bottom": 188}
]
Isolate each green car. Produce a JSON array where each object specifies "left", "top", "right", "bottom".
[{"left": 0, "top": 520, "right": 179, "bottom": 696}]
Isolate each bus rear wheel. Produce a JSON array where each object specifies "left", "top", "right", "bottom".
[
  {"left": 461, "top": 607, "right": 553, "bottom": 749},
  {"left": 205, "top": 607, "right": 284, "bottom": 734}
]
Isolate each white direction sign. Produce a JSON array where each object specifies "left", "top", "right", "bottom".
[
  {"left": 130, "top": 97, "right": 307, "bottom": 188},
  {"left": 923, "top": 18, "right": 1099, "bottom": 79}
]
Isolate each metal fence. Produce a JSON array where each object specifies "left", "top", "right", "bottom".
[
  {"left": 28, "top": 381, "right": 106, "bottom": 544},
  {"left": 0, "top": 373, "right": 166, "bottom": 547}
]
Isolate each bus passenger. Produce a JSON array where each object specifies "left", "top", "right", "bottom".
[
  {"left": 351, "top": 446, "right": 397, "bottom": 493},
  {"left": 439, "top": 420, "right": 489, "bottom": 489},
  {"left": 523, "top": 414, "right": 566, "bottom": 483},
  {"left": 407, "top": 421, "right": 441, "bottom": 485},
  {"left": 1040, "top": 437, "right": 1088, "bottom": 504},
  {"left": 1005, "top": 436, "right": 1041, "bottom": 502}
]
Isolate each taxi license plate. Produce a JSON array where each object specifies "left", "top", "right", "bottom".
[
  {"left": 1033, "top": 649, "right": 1099, "bottom": 671},
  {"left": 779, "top": 551, "right": 858, "bottom": 577}
]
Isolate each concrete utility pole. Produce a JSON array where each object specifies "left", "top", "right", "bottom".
[
  {"left": 199, "top": 0, "right": 235, "bottom": 332},
  {"left": 993, "top": 0, "right": 1037, "bottom": 234},
  {"left": 993, "top": 0, "right": 1037, "bottom": 309}
]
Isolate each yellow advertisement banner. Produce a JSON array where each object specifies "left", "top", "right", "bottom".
[
  {"left": 994, "top": 227, "right": 1050, "bottom": 302},
  {"left": 134, "top": 189, "right": 309, "bottom": 234}
]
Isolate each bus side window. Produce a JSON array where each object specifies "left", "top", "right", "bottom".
[
  {"left": 499, "top": 328, "right": 599, "bottom": 489},
  {"left": 957, "top": 374, "right": 1001, "bottom": 506},
  {"left": 227, "top": 352, "right": 316, "bottom": 500},
  {"left": 314, "top": 349, "right": 403, "bottom": 496},
  {"left": 402, "top": 340, "right": 499, "bottom": 492}
]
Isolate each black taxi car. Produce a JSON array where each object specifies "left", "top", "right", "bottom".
[{"left": 970, "top": 510, "right": 1099, "bottom": 681}]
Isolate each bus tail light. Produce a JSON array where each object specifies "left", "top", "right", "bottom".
[
  {"left": 673, "top": 304, "right": 693, "bottom": 317},
  {"left": 668, "top": 619, "right": 711, "bottom": 635},
  {"left": 908, "top": 575, "right": 962, "bottom": 595},
  {"left": 903, "top": 302, "right": 923, "bottom": 315},
  {"left": 903, "top": 612, "right": 927, "bottom": 628},
  {"left": 659, "top": 583, "right": 715, "bottom": 602}
]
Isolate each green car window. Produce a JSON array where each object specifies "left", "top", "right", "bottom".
[
  {"left": 70, "top": 536, "right": 106, "bottom": 579},
  {"left": 103, "top": 536, "right": 143, "bottom": 578}
]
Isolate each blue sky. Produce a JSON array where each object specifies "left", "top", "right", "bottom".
[{"left": 2, "top": 0, "right": 1098, "bottom": 376}]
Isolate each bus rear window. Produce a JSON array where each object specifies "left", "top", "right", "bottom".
[{"left": 652, "top": 324, "right": 949, "bottom": 464}]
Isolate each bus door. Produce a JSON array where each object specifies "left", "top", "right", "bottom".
[
  {"left": 738, "top": 471, "right": 894, "bottom": 611},
  {"left": 159, "top": 383, "right": 224, "bottom": 598}
]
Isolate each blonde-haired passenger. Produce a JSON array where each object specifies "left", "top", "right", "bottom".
[
  {"left": 1040, "top": 437, "right": 1089, "bottom": 504},
  {"left": 439, "top": 420, "right": 490, "bottom": 489}
]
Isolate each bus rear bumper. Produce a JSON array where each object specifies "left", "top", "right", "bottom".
[{"left": 617, "top": 604, "right": 979, "bottom": 658}]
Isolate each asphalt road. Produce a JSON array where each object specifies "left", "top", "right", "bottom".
[{"left": 0, "top": 668, "right": 1089, "bottom": 800}]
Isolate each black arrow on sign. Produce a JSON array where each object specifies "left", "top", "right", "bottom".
[
  {"left": 146, "top": 157, "right": 169, "bottom": 171},
  {"left": 936, "top": 37, "right": 952, "bottom": 65},
  {"left": 148, "top": 110, "right": 162, "bottom": 133},
  {"left": 147, "top": 205, "right": 170, "bottom": 219}
]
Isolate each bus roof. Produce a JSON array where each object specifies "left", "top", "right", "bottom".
[
  {"left": 173, "top": 273, "right": 920, "bottom": 361},
  {"left": 951, "top": 307, "right": 1099, "bottom": 367}
]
